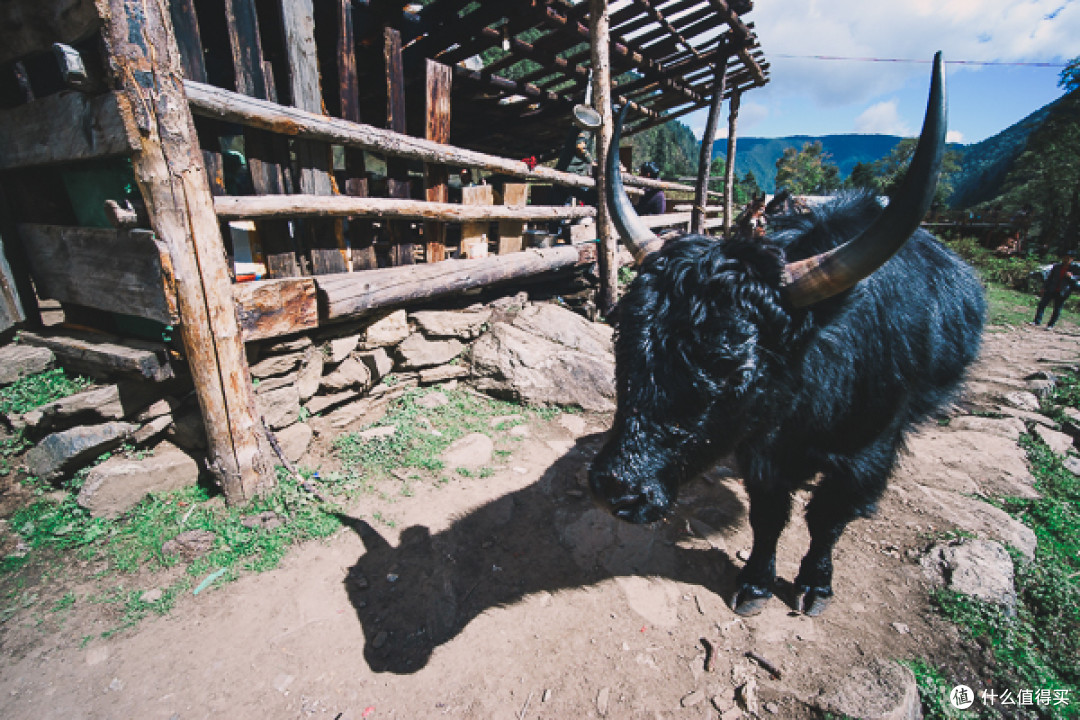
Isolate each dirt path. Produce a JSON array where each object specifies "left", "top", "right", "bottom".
[{"left": 0, "top": 323, "right": 1077, "bottom": 720}]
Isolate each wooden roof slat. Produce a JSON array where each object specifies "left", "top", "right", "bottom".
[{"left": 631, "top": 0, "right": 706, "bottom": 62}]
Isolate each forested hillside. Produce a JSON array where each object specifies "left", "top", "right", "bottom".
[{"left": 711, "top": 134, "right": 905, "bottom": 192}]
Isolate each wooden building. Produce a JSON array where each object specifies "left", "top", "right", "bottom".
[{"left": 0, "top": 0, "right": 769, "bottom": 502}]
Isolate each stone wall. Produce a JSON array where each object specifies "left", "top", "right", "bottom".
[{"left": 0, "top": 293, "right": 616, "bottom": 517}]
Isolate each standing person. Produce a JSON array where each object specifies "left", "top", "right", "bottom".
[
  {"left": 1032, "top": 253, "right": 1079, "bottom": 328},
  {"left": 634, "top": 162, "right": 666, "bottom": 215}
]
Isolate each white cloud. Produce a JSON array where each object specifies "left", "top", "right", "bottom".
[
  {"left": 854, "top": 100, "right": 912, "bottom": 135},
  {"left": 746, "top": 0, "right": 1080, "bottom": 108},
  {"left": 946, "top": 130, "right": 966, "bottom": 143}
]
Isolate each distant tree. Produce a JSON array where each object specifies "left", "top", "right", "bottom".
[
  {"left": 1060, "top": 56, "right": 1080, "bottom": 93},
  {"left": 775, "top": 141, "right": 841, "bottom": 195},
  {"left": 988, "top": 88, "right": 1080, "bottom": 254},
  {"left": 734, "top": 170, "right": 762, "bottom": 205},
  {"left": 852, "top": 139, "right": 961, "bottom": 211}
]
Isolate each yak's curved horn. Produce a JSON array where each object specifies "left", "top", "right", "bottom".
[
  {"left": 607, "top": 104, "right": 665, "bottom": 264},
  {"left": 782, "top": 52, "right": 947, "bottom": 308}
]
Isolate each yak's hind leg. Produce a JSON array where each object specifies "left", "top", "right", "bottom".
[
  {"left": 795, "top": 452, "right": 891, "bottom": 616},
  {"left": 730, "top": 485, "right": 792, "bottom": 616}
]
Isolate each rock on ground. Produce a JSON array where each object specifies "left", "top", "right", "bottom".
[
  {"left": 1034, "top": 424, "right": 1075, "bottom": 456},
  {"left": 0, "top": 344, "right": 54, "bottom": 386},
  {"left": 320, "top": 357, "right": 371, "bottom": 393},
  {"left": 411, "top": 309, "right": 491, "bottom": 340},
  {"left": 816, "top": 659, "right": 922, "bottom": 720},
  {"left": 362, "top": 310, "right": 409, "bottom": 348},
  {"left": 470, "top": 323, "right": 615, "bottom": 412},
  {"left": 921, "top": 538, "right": 1017, "bottom": 613},
  {"left": 26, "top": 422, "right": 138, "bottom": 483},
  {"left": 76, "top": 442, "right": 200, "bottom": 518},
  {"left": 256, "top": 385, "right": 301, "bottom": 431},
  {"left": 510, "top": 302, "right": 613, "bottom": 356},
  {"left": 394, "top": 334, "right": 464, "bottom": 370},
  {"left": 441, "top": 433, "right": 494, "bottom": 470},
  {"left": 896, "top": 429, "right": 1037, "bottom": 499},
  {"left": 904, "top": 483, "right": 1037, "bottom": 562},
  {"left": 275, "top": 422, "right": 313, "bottom": 463}
]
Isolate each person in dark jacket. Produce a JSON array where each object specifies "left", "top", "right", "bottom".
[
  {"left": 1032, "top": 253, "right": 1079, "bottom": 328},
  {"left": 634, "top": 162, "right": 666, "bottom": 215}
]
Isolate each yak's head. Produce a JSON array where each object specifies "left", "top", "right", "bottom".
[{"left": 589, "top": 53, "right": 947, "bottom": 524}]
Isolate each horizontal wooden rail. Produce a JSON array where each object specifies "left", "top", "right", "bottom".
[
  {"left": 185, "top": 80, "right": 595, "bottom": 190},
  {"left": 184, "top": 80, "right": 702, "bottom": 195},
  {"left": 214, "top": 195, "right": 597, "bottom": 222},
  {"left": 316, "top": 244, "right": 595, "bottom": 321}
]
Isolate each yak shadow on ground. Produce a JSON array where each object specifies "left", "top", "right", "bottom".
[{"left": 336, "top": 433, "right": 746, "bottom": 674}]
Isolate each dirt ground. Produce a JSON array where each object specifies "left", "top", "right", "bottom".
[{"left": 0, "top": 321, "right": 1077, "bottom": 720}]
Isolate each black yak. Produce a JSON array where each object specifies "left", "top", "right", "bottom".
[{"left": 589, "top": 54, "right": 986, "bottom": 616}]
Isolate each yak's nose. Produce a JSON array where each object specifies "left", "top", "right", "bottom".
[{"left": 588, "top": 469, "right": 667, "bottom": 524}]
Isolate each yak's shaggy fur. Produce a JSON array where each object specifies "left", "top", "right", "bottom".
[{"left": 590, "top": 193, "right": 986, "bottom": 615}]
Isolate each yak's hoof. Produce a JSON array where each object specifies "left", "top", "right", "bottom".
[
  {"left": 730, "top": 583, "right": 773, "bottom": 616},
  {"left": 797, "top": 586, "right": 833, "bottom": 616}
]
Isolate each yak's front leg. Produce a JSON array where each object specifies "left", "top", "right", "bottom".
[
  {"left": 730, "top": 486, "right": 791, "bottom": 616},
  {"left": 795, "top": 472, "right": 885, "bottom": 616}
]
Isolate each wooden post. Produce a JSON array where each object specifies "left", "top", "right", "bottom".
[
  {"left": 282, "top": 0, "right": 344, "bottom": 272},
  {"left": 384, "top": 27, "right": 414, "bottom": 266},
  {"left": 590, "top": 0, "right": 617, "bottom": 312},
  {"left": 723, "top": 90, "right": 742, "bottom": 236},
  {"left": 692, "top": 53, "right": 728, "bottom": 235},
  {"left": 424, "top": 60, "right": 452, "bottom": 264},
  {"left": 102, "top": 0, "right": 273, "bottom": 502},
  {"left": 337, "top": 0, "right": 373, "bottom": 271},
  {"left": 461, "top": 185, "right": 494, "bottom": 259},
  {"left": 498, "top": 184, "right": 529, "bottom": 254}
]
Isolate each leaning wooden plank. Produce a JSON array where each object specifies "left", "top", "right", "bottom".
[
  {"left": 0, "top": 0, "right": 103, "bottom": 66},
  {"left": 215, "top": 195, "right": 596, "bottom": 222},
  {"left": 0, "top": 91, "right": 138, "bottom": 170},
  {"left": 0, "top": 233, "right": 26, "bottom": 332},
  {"left": 184, "top": 80, "right": 594, "bottom": 190},
  {"left": 317, "top": 245, "right": 591, "bottom": 321},
  {"left": 102, "top": 0, "right": 273, "bottom": 501},
  {"left": 18, "top": 224, "right": 178, "bottom": 325},
  {"left": 18, "top": 329, "right": 175, "bottom": 382},
  {"left": 233, "top": 277, "right": 318, "bottom": 342}
]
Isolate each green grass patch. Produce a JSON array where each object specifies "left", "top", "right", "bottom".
[
  {"left": 915, "top": 372, "right": 1080, "bottom": 719},
  {"left": 333, "top": 387, "right": 558, "bottom": 491},
  {"left": 2, "top": 468, "right": 345, "bottom": 638},
  {"left": 0, "top": 368, "right": 93, "bottom": 416}
]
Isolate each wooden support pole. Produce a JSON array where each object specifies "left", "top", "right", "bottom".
[
  {"left": 692, "top": 54, "right": 728, "bottom": 235},
  {"left": 590, "top": 0, "right": 617, "bottom": 312},
  {"left": 384, "top": 27, "right": 414, "bottom": 267},
  {"left": 723, "top": 91, "right": 742, "bottom": 235},
  {"left": 101, "top": 0, "right": 273, "bottom": 502},
  {"left": 424, "top": 60, "right": 452, "bottom": 264}
]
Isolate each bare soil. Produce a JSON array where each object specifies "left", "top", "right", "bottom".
[{"left": 0, "top": 322, "right": 1077, "bottom": 720}]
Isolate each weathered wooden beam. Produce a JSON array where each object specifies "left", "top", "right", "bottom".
[
  {"left": 185, "top": 80, "right": 594, "bottom": 189},
  {"left": 0, "top": 0, "right": 103, "bottom": 66},
  {"left": 19, "top": 329, "right": 176, "bottom": 382},
  {"left": 233, "top": 277, "right": 318, "bottom": 341},
  {"left": 102, "top": 0, "right": 273, "bottom": 501},
  {"left": 17, "top": 224, "right": 178, "bottom": 325},
  {"left": 215, "top": 195, "right": 596, "bottom": 222},
  {"left": 0, "top": 91, "right": 138, "bottom": 170},
  {"left": 704, "top": 0, "right": 766, "bottom": 85},
  {"left": 317, "top": 244, "right": 595, "bottom": 321}
]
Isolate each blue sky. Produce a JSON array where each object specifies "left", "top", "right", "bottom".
[{"left": 675, "top": 0, "right": 1080, "bottom": 145}]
